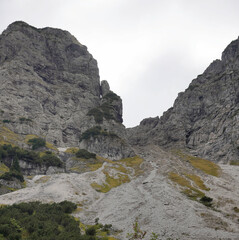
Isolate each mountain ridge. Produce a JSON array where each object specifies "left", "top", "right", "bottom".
[
  {"left": 127, "top": 36, "right": 239, "bottom": 164},
  {"left": 0, "top": 22, "right": 239, "bottom": 240}
]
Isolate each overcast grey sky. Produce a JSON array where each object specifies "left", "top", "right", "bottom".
[{"left": 0, "top": 0, "right": 239, "bottom": 127}]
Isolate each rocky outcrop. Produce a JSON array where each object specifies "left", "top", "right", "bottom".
[
  {"left": 79, "top": 126, "right": 134, "bottom": 160},
  {"left": 127, "top": 37, "right": 239, "bottom": 163},
  {"left": 0, "top": 21, "right": 126, "bottom": 155},
  {"left": 19, "top": 160, "right": 65, "bottom": 175}
]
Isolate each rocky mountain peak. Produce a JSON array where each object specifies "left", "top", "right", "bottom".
[
  {"left": 128, "top": 37, "right": 239, "bottom": 164},
  {"left": 0, "top": 21, "right": 133, "bottom": 159},
  {"left": 221, "top": 37, "right": 239, "bottom": 65}
]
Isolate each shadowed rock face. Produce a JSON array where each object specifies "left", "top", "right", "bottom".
[{"left": 127, "top": 37, "right": 239, "bottom": 163}]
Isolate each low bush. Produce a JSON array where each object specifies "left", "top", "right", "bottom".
[
  {"left": 2, "top": 120, "right": 11, "bottom": 123},
  {"left": 0, "top": 156, "right": 24, "bottom": 182},
  {"left": 87, "top": 103, "right": 115, "bottom": 124},
  {"left": 80, "top": 126, "right": 119, "bottom": 142},
  {"left": 75, "top": 149, "right": 96, "bottom": 159},
  {"left": 0, "top": 170, "right": 24, "bottom": 182},
  {"left": 19, "top": 117, "right": 32, "bottom": 124},
  {"left": 200, "top": 196, "right": 213, "bottom": 207},
  {"left": 28, "top": 137, "right": 46, "bottom": 150},
  {"left": 0, "top": 144, "right": 63, "bottom": 168},
  {"left": 103, "top": 91, "right": 120, "bottom": 102}
]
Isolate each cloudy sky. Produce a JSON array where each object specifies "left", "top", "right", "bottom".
[{"left": 0, "top": 0, "right": 239, "bottom": 127}]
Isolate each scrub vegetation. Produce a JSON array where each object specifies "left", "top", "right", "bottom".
[
  {"left": 80, "top": 126, "right": 118, "bottom": 142},
  {"left": 0, "top": 201, "right": 114, "bottom": 240},
  {"left": 0, "top": 144, "right": 63, "bottom": 169}
]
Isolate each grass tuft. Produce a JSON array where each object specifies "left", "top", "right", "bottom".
[
  {"left": 169, "top": 172, "right": 205, "bottom": 199},
  {"left": 173, "top": 150, "right": 220, "bottom": 177}
]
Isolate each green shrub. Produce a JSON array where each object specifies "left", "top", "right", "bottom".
[
  {"left": 0, "top": 171, "right": 24, "bottom": 182},
  {"left": 200, "top": 196, "right": 213, "bottom": 207},
  {"left": 19, "top": 117, "right": 32, "bottom": 124},
  {"left": 80, "top": 126, "right": 119, "bottom": 142},
  {"left": 40, "top": 152, "right": 63, "bottom": 167},
  {"left": 2, "top": 120, "right": 10, "bottom": 123},
  {"left": 0, "top": 144, "right": 63, "bottom": 168},
  {"left": 86, "top": 226, "right": 97, "bottom": 236},
  {"left": 75, "top": 149, "right": 96, "bottom": 159},
  {"left": 0, "top": 201, "right": 95, "bottom": 240},
  {"left": 87, "top": 108, "right": 104, "bottom": 124},
  {"left": 80, "top": 126, "right": 102, "bottom": 141},
  {"left": 103, "top": 91, "right": 120, "bottom": 102},
  {"left": 0, "top": 155, "right": 24, "bottom": 182},
  {"left": 87, "top": 91, "right": 120, "bottom": 123},
  {"left": 87, "top": 103, "right": 115, "bottom": 124},
  {"left": 28, "top": 137, "right": 46, "bottom": 150}
]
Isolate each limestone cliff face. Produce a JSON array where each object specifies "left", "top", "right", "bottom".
[
  {"left": 0, "top": 21, "right": 132, "bottom": 159},
  {"left": 128, "top": 37, "right": 239, "bottom": 163}
]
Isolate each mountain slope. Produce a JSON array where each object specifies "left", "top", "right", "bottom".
[
  {"left": 127, "top": 38, "right": 239, "bottom": 163},
  {"left": 0, "top": 146, "right": 238, "bottom": 240},
  {"left": 0, "top": 22, "right": 239, "bottom": 240}
]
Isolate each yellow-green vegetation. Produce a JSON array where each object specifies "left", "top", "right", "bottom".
[
  {"left": 35, "top": 176, "right": 51, "bottom": 183},
  {"left": 90, "top": 156, "right": 143, "bottom": 193},
  {"left": 73, "top": 206, "right": 83, "bottom": 213},
  {"left": 88, "top": 163, "right": 103, "bottom": 171},
  {"left": 230, "top": 160, "right": 239, "bottom": 166},
  {"left": 26, "top": 176, "right": 34, "bottom": 179},
  {"left": 45, "top": 141, "right": 58, "bottom": 151},
  {"left": 184, "top": 174, "right": 210, "bottom": 191},
  {"left": 70, "top": 154, "right": 104, "bottom": 173},
  {"left": 173, "top": 150, "right": 220, "bottom": 177},
  {"left": 169, "top": 172, "right": 205, "bottom": 199},
  {"left": 0, "top": 163, "right": 9, "bottom": 176},
  {"left": 112, "top": 164, "right": 129, "bottom": 174},
  {"left": 0, "top": 125, "right": 21, "bottom": 145},
  {"left": 119, "top": 156, "right": 144, "bottom": 176},
  {"left": 65, "top": 147, "right": 79, "bottom": 154},
  {"left": 91, "top": 170, "right": 130, "bottom": 193},
  {"left": 189, "top": 157, "right": 220, "bottom": 177}
]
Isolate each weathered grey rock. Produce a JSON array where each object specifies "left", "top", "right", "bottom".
[
  {"left": 100, "top": 80, "right": 110, "bottom": 97},
  {"left": 79, "top": 135, "right": 135, "bottom": 160},
  {"left": 19, "top": 160, "right": 65, "bottom": 175},
  {"left": 0, "top": 179, "right": 22, "bottom": 189},
  {"left": 127, "top": 37, "right": 239, "bottom": 163},
  {"left": 0, "top": 21, "right": 126, "bottom": 151}
]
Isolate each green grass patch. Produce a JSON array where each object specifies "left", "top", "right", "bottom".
[
  {"left": 169, "top": 172, "right": 205, "bottom": 199},
  {"left": 0, "top": 163, "right": 9, "bottom": 176},
  {"left": 230, "top": 160, "right": 239, "bottom": 166},
  {"left": 173, "top": 150, "right": 220, "bottom": 177},
  {"left": 35, "top": 176, "right": 51, "bottom": 184},
  {"left": 91, "top": 171, "right": 130, "bottom": 193},
  {"left": 119, "top": 156, "right": 144, "bottom": 176},
  {"left": 0, "top": 126, "right": 21, "bottom": 145},
  {"left": 184, "top": 174, "right": 210, "bottom": 191},
  {"left": 65, "top": 147, "right": 79, "bottom": 154}
]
